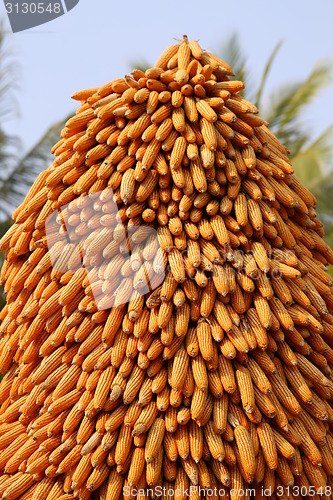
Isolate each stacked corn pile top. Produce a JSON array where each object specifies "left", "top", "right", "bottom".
[{"left": 0, "top": 35, "right": 333, "bottom": 500}]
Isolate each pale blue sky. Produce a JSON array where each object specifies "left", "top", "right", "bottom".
[{"left": 2, "top": 0, "right": 333, "bottom": 152}]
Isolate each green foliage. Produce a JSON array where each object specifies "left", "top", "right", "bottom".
[
  {"left": 265, "top": 63, "right": 331, "bottom": 138},
  {"left": 255, "top": 41, "right": 284, "bottom": 110},
  {"left": 129, "top": 59, "right": 150, "bottom": 73},
  {"left": 0, "top": 220, "right": 11, "bottom": 309},
  {"left": 0, "top": 118, "right": 68, "bottom": 221},
  {"left": 291, "top": 125, "right": 333, "bottom": 187},
  {"left": 0, "top": 20, "right": 20, "bottom": 197},
  {"left": 0, "top": 23, "right": 69, "bottom": 224},
  {"left": 312, "top": 171, "right": 333, "bottom": 250},
  {"left": 0, "top": 23, "right": 69, "bottom": 311},
  {"left": 217, "top": 33, "right": 252, "bottom": 99}
]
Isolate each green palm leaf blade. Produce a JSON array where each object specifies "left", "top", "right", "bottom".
[
  {"left": 265, "top": 62, "right": 331, "bottom": 142},
  {"left": 129, "top": 59, "right": 150, "bottom": 73},
  {"left": 278, "top": 62, "right": 331, "bottom": 130},
  {"left": 0, "top": 19, "right": 18, "bottom": 124},
  {"left": 292, "top": 154, "right": 322, "bottom": 187},
  {"left": 255, "top": 40, "right": 283, "bottom": 109},
  {"left": 291, "top": 125, "right": 333, "bottom": 186},
  {"left": 0, "top": 117, "right": 69, "bottom": 222},
  {"left": 311, "top": 171, "right": 333, "bottom": 259},
  {"left": 313, "top": 179, "right": 333, "bottom": 226},
  {"left": 216, "top": 33, "right": 253, "bottom": 99},
  {"left": 0, "top": 219, "right": 12, "bottom": 308}
]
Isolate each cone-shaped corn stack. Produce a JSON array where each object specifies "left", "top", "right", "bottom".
[{"left": 0, "top": 36, "right": 333, "bottom": 500}]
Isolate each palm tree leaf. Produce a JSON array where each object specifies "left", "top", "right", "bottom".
[
  {"left": 312, "top": 169, "right": 333, "bottom": 208},
  {"left": 310, "top": 167, "right": 333, "bottom": 250},
  {"left": 255, "top": 40, "right": 283, "bottom": 109},
  {"left": 0, "top": 219, "right": 13, "bottom": 306},
  {"left": 0, "top": 20, "right": 18, "bottom": 123},
  {"left": 217, "top": 33, "right": 253, "bottom": 99},
  {"left": 265, "top": 83, "right": 308, "bottom": 131},
  {"left": 128, "top": 59, "right": 150, "bottom": 73},
  {"left": 291, "top": 125, "right": 333, "bottom": 185},
  {"left": 277, "top": 62, "right": 331, "bottom": 132},
  {"left": 0, "top": 20, "right": 20, "bottom": 189},
  {"left": 0, "top": 118, "right": 68, "bottom": 221},
  {"left": 292, "top": 154, "right": 322, "bottom": 188},
  {"left": 265, "top": 62, "right": 331, "bottom": 139}
]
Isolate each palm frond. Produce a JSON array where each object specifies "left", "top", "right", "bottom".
[
  {"left": 0, "top": 20, "right": 20, "bottom": 189},
  {"left": 278, "top": 62, "right": 331, "bottom": 132},
  {"left": 291, "top": 124, "right": 333, "bottom": 184},
  {"left": 217, "top": 33, "right": 253, "bottom": 99},
  {"left": 312, "top": 165, "right": 333, "bottom": 203},
  {"left": 265, "top": 82, "right": 309, "bottom": 132},
  {"left": 0, "top": 19, "right": 19, "bottom": 123},
  {"left": 0, "top": 118, "right": 68, "bottom": 221},
  {"left": 255, "top": 40, "right": 283, "bottom": 109},
  {"left": 128, "top": 59, "right": 150, "bottom": 73},
  {"left": 0, "top": 219, "right": 13, "bottom": 307},
  {"left": 265, "top": 62, "right": 331, "bottom": 141},
  {"left": 313, "top": 176, "right": 333, "bottom": 250},
  {"left": 310, "top": 164, "right": 333, "bottom": 249}
]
